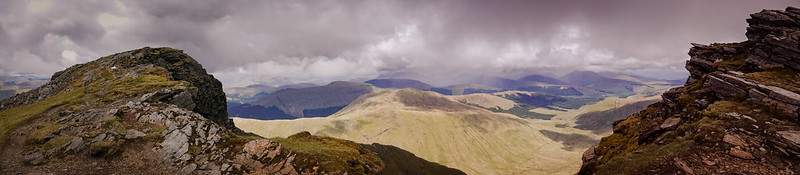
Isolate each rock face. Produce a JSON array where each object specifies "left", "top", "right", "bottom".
[
  {"left": 580, "top": 7, "right": 800, "bottom": 174},
  {"left": 0, "top": 47, "right": 461, "bottom": 174}
]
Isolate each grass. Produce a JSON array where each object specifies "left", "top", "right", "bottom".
[
  {"left": 598, "top": 140, "right": 694, "bottom": 174},
  {"left": 744, "top": 68, "right": 800, "bottom": 93},
  {"left": 28, "top": 122, "right": 63, "bottom": 144},
  {"left": 42, "top": 136, "right": 72, "bottom": 151},
  {"left": 703, "top": 100, "right": 742, "bottom": 117},
  {"left": 78, "top": 66, "right": 186, "bottom": 104},
  {"left": 0, "top": 89, "right": 84, "bottom": 145},
  {"left": 272, "top": 132, "right": 382, "bottom": 173},
  {"left": 716, "top": 53, "right": 747, "bottom": 71}
]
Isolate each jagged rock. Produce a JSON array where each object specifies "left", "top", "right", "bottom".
[
  {"left": 23, "top": 152, "right": 45, "bottom": 165},
  {"left": 778, "top": 130, "right": 800, "bottom": 145},
  {"left": 582, "top": 145, "right": 596, "bottom": 162},
  {"left": 125, "top": 129, "right": 146, "bottom": 139},
  {"left": 673, "top": 158, "right": 695, "bottom": 175},
  {"left": 580, "top": 7, "right": 800, "bottom": 174},
  {"left": 723, "top": 134, "right": 747, "bottom": 147},
  {"left": 65, "top": 137, "right": 85, "bottom": 153},
  {"left": 659, "top": 117, "right": 681, "bottom": 129},
  {"left": 729, "top": 147, "right": 755, "bottom": 160}
]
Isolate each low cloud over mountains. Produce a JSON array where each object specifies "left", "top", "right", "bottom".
[{"left": 0, "top": 0, "right": 791, "bottom": 87}]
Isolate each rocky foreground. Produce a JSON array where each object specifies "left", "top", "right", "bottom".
[
  {"left": 580, "top": 7, "right": 800, "bottom": 174},
  {"left": 0, "top": 47, "right": 462, "bottom": 174}
]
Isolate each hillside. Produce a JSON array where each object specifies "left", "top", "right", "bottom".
[
  {"left": 0, "top": 47, "right": 460, "bottom": 174},
  {"left": 235, "top": 89, "right": 598, "bottom": 175},
  {"left": 580, "top": 7, "right": 800, "bottom": 174}
]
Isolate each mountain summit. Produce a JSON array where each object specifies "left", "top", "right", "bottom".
[
  {"left": 0, "top": 47, "right": 460, "bottom": 174},
  {"left": 580, "top": 7, "right": 800, "bottom": 174}
]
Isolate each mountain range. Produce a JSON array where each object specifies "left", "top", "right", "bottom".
[{"left": 227, "top": 70, "right": 680, "bottom": 121}]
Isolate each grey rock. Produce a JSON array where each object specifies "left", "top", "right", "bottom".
[
  {"left": 660, "top": 117, "right": 681, "bottom": 129},
  {"left": 729, "top": 147, "right": 755, "bottom": 159},
  {"left": 723, "top": 134, "right": 747, "bottom": 147},
  {"left": 171, "top": 91, "right": 196, "bottom": 110},
  {"left": 65, "top": 137, "right": 85, "bottom": 152},
  {"left": 778, "top": 130, "right": 800, "bottom": 145},
  {"left": 125, "top": 129, "right": 147, "bottom": 139},
  {"left": 160, "top": 129, "right": 189, "bottom": 160},
  {"left": 180, "top": 163, "right": 197, "bottom": 175},
  {"left": 23, "top": 152, "right": 45, "bottom": 165}
]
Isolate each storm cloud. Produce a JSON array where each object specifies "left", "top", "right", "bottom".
[{"left": 0, "top": 0, "right": 793, "bottom": 87}]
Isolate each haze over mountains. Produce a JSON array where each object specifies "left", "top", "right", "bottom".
[{"left": 225, "top": 71, "right": 680, "bottom": 121}]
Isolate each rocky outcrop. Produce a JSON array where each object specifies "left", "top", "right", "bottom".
[
  {"left": 0, "top": 47, "right": 459, "bottom": 174},
  {"left": 0, "top": 48, "right": 229, "bottom": 126},
  {"left": 580, "top": 7, "right": 800, "bottom": 174}
]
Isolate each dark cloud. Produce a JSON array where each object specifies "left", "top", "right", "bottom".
[{"left": 0, "top": 0, "right": 794, "bottom": 87}]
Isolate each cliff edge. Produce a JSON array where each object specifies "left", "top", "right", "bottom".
[{"left": 580, "top": 7, "right": 800, "bottom": 175}]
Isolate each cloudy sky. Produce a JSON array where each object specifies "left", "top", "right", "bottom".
[{"left": 0, "top": 0, "right": 794, "bottom": 87}]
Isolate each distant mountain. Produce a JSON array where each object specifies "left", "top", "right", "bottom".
[
  {"left": 365, "top": 78, "right": 434, "bottom": 90},
  {"left": 518, "top": 74, "right": 567, "bottom": 85},
  {"left": 0, "top": 74, "right": 48, "bottom": 100},
  {"left": 224, "top": 84, "right": 274, "bottom": 102},
  {"left": 224, "top": 83, "right": 318, "bottom": 102},
  {"left": 475, "top": 75, "right": 583, "bottom": 96},
  {"left": 561, "top": 71, "right": 641, "bottom": 96},
  {"left": 244, "top": 81, "right": 373, "bottom": 118},
  {"left": 493, "top": 91, "right": 566, "bottom": 107},
  {"left": 439, "top": 83, "right": 500, "bottom": 95},
  {"left": 227, "top": 102, "right": 293, "bottom": 120}
]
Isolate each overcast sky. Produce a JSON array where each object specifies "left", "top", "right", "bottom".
[{"left": 0, "top": 0, "right": 794, "bottom": 87}]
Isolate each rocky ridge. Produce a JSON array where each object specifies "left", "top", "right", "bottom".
[
  {"left": 580, "top": 7, "right": 800, "bottom": 174},
  {"left": 0, "top": 47, "right": 460, "bottom": 174}
]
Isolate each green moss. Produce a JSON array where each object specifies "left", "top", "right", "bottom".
[
  {"left": 272, "top": 132, "right": 382, "bottom": 173},
  {"left": 89, "top": 139, "right": 121, "bottom": 158},
  {"left": 0, "top": 89, "right": 84, "bottom": 145},
  {"left": 43, "top": 136, "right": 71, "bottom": 151},
  {"left": 744, "top": 68, "right": 800, "bottom": 93},
  {"left": 102, "top": 117, "right": 127, "bottom": 134},
  {"left": 703, "top": 100, "right": 747, "bottom": 117},
  {"left": 716, "top": 53, "right": 747, "bottom": 71},
  {"left": 598, "top": 140, "right": 694, "bottom": 174},
  {"left": 27, "top": 122, "right": 63, "bottom": 144}
]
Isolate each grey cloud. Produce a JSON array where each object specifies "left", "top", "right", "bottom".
[{"left": 0, "top": 0, "right": 795, "bottom": 87}]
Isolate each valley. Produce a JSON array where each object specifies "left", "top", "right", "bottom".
[{"left": 232, "top": 78, "right": 670, "bottom": 174}]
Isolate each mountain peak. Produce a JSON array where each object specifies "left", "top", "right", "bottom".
[{"left": 2, "top": 47, "right": 229, "bottom": 126}]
